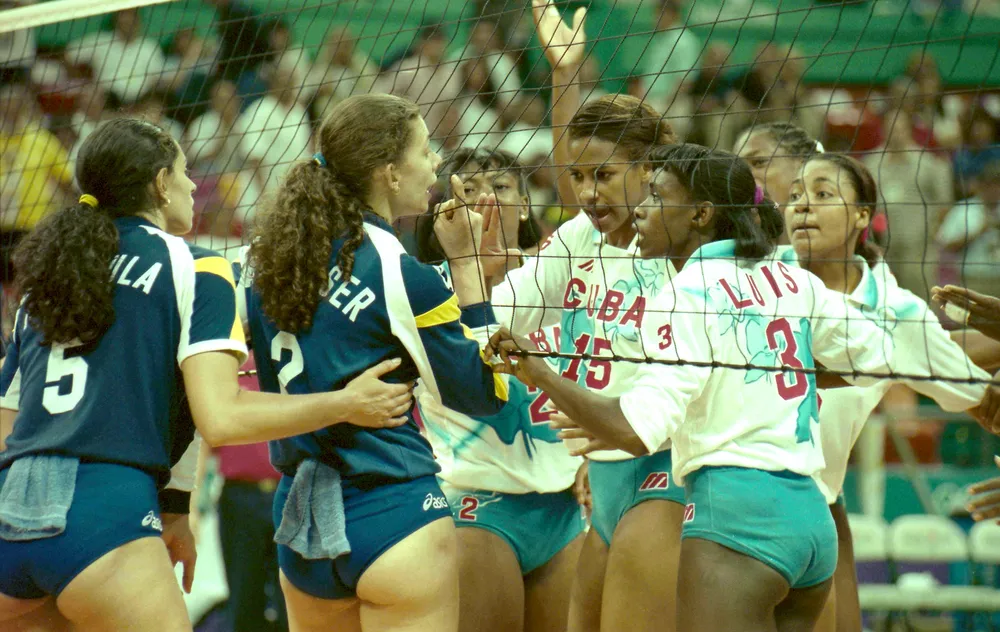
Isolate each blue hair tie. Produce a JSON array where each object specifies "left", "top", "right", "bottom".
[{"left": 312, "top": 152, "right": 327, "bottom": 168}]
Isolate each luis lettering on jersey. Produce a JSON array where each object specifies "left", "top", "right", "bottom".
[
  {"left": 109, "top": 255, "right": 162, "bottom": 295},
  {"left": 326, "top": 266, "right": 377, "bottom": 322},
  {"left": 720, "top": 261, "right": 801, "bottom": 309}
]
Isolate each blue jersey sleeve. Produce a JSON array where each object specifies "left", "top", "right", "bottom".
[
  {"left": 400, "top": 256, "right": 508, "bottom": 417},
  {"left": 0, "top": 308, "right": 24, "bottom": 411},
  {"left": 178, "top": 247, "right": 248, "bottom": 364}
]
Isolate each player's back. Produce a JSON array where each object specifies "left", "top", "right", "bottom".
[
  {"left": 246, "top": 213, "right": 507, "bottom": 487},
  {"left": 1, "top": 217, "right": 226, "bottom": 482}
]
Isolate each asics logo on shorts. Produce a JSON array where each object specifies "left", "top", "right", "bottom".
[
  {"left": 639, "top": 472, "right": 670, "bottom": 491},
  {"left": 422, "top": 493, "right": 448, "bottom": 511},
  {"left": 141, "top": 511, "right": 163, "bottom": 532},
  {"left": 683, "top": 504, "right": 696, "bottom": 524}
]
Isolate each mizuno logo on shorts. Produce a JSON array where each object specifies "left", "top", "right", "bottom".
[
  {"left": 141, "top": 511, "right": 163, "bottom": 532},
  {"left": 683, "top": 504, "right": 696, "bottom": 523},
  {"left": 639, "top": 472, "right": 670, "bottom": 491},
  {"left": 422, "top": 493, "right": 448, "bottom": 511}
]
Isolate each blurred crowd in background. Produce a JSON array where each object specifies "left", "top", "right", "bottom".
[{"left": 2, "top": 0, "right": 1000, "bottom": 629}]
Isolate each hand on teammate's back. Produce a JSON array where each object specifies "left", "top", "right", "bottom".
[
  {"left": 341, "top": 358, "right": 413, "bottom": 428},
  {"left": 932, "top": 285, "right": 1000, "bottom": 341}
]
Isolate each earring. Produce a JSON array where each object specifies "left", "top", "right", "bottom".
[
  {"left": 391, "top": 183, "right": 400, "bottom": 194},
  {"left": 520, "top": 213, "right": 529, "bottom": 222}
]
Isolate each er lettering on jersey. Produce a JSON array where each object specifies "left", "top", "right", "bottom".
[{"left": 327, "top": 266, "right": 377, "bottom": 322}]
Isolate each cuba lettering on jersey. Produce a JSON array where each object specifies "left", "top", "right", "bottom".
[
  {"left": 492, "top": 213, "right": 675, "bottom": 462},
  {"left": 619, "top": 240, "right": 895, "bottom": 485},
  {"left": 242, "top": 213, "right": 508, "bottom": 487},
  {"left": 0, "top": 216, "right": 246, "bottom": 487},
  {"left": 417, "top": 283, "right": 583, "bottom": 495},
  {"left": 772, "top": 247, "right": 989, "bottom": 502}
]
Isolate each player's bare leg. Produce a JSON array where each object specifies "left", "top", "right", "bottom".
[
  {"left": 775, "top": 580, "right": 835, "bottom": 632},
  {"left": 1, "top": 597, "right": 72, "bottom": 632},
  {"left": 356, "top": 517, "right": 459, "bottom": 632},
  {"left": 279, "top": 579, "right": 362, "bottom": 632},
  {"left": 524, "top": 533, "right": 584, "bottom": 632},
  {"left": 454, "top": 527, "right": 524, "bottom": 632},
  {"left": 601, "top": 500, "right": 683, "bottom": 632},
  {"left": 814, "top": 580, "right": 837, "bottom": 632},
  {"left": 829, "top": 503, "right": 861, "bottom": 632},
  {"left": 677, "top": 538, "right": 799, "bottom": 632},
  {"left": 55, "top": 537, "right": 191, "bottom": 631},
  {"left": 567, "top": 528, "right": 608, "bottom": 632}
]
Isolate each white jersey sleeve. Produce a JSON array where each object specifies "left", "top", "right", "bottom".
[
  {"left": 619, "top": 289, "right": 714, "bottom": 454},
  {"left": 809, "top": 275, "right": 894, "bottom": 387},
  {"left": 492, "top": 215, "right": 587, "bottom": 335},
  {"left": 164, "top": 432, "right": 202, "bottom": 492},
  {"left": 887, "top": 289, "right": 988, "bottom": 410}
]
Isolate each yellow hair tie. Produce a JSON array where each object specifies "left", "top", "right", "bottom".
[{"left": 79, "top": 194, "right": 98, "bottom": 208}]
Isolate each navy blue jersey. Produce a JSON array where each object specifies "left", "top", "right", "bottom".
[
  {"left": 0, "top": 217, "right": 247, "bottom": 487},
  {"left": 243, "top": 213, "right": 508, "bottom": 486}
]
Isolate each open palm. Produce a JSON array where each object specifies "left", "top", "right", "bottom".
[{"left": 532, "top": 0, "right": 587, "bottom": 70}]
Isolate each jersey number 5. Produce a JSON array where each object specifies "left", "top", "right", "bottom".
[
  {"left": 43, "top": 344, "right": 89, "bottom": 414},
  {"left": 765, "top": 318, "right": 808, "bottom": 400}
]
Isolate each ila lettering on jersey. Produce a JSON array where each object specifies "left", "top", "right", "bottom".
[
  {"left": 109, "top": 254, "right": 162, "bottom": 295},
  {"left": 326, "top": 266, "right": 376, "bottom": 322}
]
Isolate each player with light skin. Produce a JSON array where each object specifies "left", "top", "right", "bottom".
[
  {"left": 734, "top": 123, "right": 822, "bottom": 212},
  {"left": 782, "top": 153, "right": 989, "bottom": 632},
  {"left": 487, "top": 143, "right": 897, "bottom": 632},
  {"left": 415, "top": 147, "right": 587, "bottom": 632},
  {"left": 244, "top": 94, "right": 510, "bottom": 632},
  {"left": 484, "top": 5, "right": 683, "bottom": 632},
  {"left": 0, "top": 119, "right": 413, "bottom": 632}
]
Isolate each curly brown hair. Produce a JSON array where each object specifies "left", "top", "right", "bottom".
[
  {"left": 12, "top": 118, "right": 178, "bottom": 345},
  {"left": 568, "top": 94, "right": 676, "bottom": 160},
  {"left": 248, "top": 94, "right": 421, "bottom": 333}
]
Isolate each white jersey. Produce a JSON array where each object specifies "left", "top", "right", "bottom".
[
  {"left": 492, "top": 213, "right": 675, "bottom": 461},
  {"left": 619, "top": 240, "right": 895, "bottom": 485},
  {"left": 417, "top": 324, "right": 583, "bottom": 494},
  {"left": 774, "top": 247, "right": 988, "bottom": 502}
]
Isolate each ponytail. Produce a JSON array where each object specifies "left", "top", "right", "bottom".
[
  {"left": 13, "top": 203, "right": 118, "bottom": 345},
  {"left": 248, "top": 160, "right": 366, "bottom": 333}
]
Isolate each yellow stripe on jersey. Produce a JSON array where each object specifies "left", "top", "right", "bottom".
[
  {"left": 193, "top": 256, "right": 244, "bottom": 345},
  {"left": 194, "top": 256, "right": 236, "bottom": 288},
  {"left": 461, "top": 324, "right": 509, "bottom": 402},
  {"left": 414, "top": 295, "right": 461, "bottom": 329}
]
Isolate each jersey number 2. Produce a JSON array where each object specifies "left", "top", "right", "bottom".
[
  {"left": 765, "top": 318, "right": 808, "bottom": 400},
  {"left": 271, "top": 332, "right": 304, "bottom": 394},
  {"left": 43, "top": 345, "right": 89, "bottom": 414}
]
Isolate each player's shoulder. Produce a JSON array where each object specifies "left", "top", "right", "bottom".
[{"left": 537, "top": 213, "right": 594, "bottom": 253}]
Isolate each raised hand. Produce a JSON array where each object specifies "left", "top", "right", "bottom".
[
  {"left": 434, "top": 175, "right": 495, "bottom": 263},
  {"left": 967, "top": 456, "right": 1000, "bottom": 521},
  {"left": 342, "top": 358, "right": 413, "bottom": 428},
  {"left": 532, "top": 0, "right": 587, "bottom": 71},
  {"left": 478, "top": 193, "right": 524, "bottom": 282},
  {"left": 933, "top": 284, "right": 1000, "bottom": 341}
]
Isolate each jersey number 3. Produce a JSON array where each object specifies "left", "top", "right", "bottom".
[
  {"left": 43, "top": 344, "right": 89, "bottom": 414},
  {"left": 765, "top": 318, "right": 808, "bottom": 401}
]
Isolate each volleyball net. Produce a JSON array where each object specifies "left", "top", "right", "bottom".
[{"left": 1, "top": 0, "right": 1000, "bottom": 388}]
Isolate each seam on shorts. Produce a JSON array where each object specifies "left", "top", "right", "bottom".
[{"left": 682, "top": 529, "right": 796, "bottom": 586}]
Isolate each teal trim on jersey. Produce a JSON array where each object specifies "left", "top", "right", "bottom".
[
  {"left": 682, "top": 466, "right": 837, "bottom": 589},
  {"left": 684, "top": 240, "right": 737, "bottom": 268},
  {"left": 442, "top": 485, "right": 585, "bottom": 575},
  {"left": 589, "top": 451, "right": 685, "bottom": 546}
]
